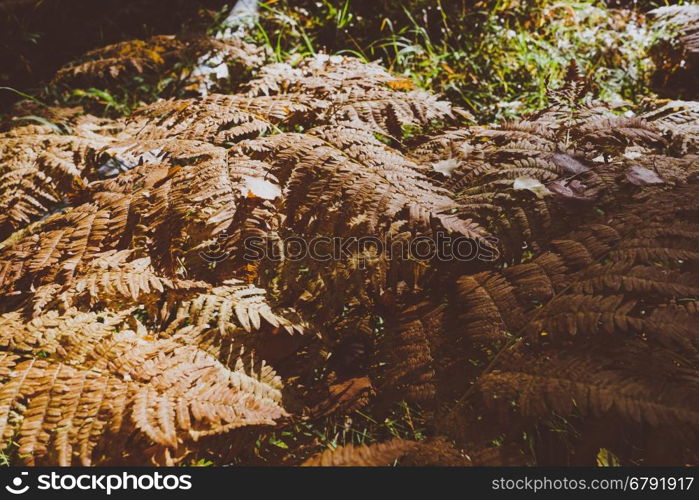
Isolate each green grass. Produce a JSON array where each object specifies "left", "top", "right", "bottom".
[
  {"left": 240, "top": 0, "right": 678, "bottom": 122},
  {"left": 4, "top": 1, "right": 679, "bottom": 124}
]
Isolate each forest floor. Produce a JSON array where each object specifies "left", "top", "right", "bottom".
[{"left": 0, "top": 0, "right": 697, "bottom": 467}]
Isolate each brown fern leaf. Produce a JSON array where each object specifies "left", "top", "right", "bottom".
[
  {"left": 123, "top": 93, "right": 326, "bottom": 147},
  {"left": 650, "top": 5, "right": 699, "bottom": 99},
  {"left": 574, "top": 116, "right": 666, "bottom": 154},
  {"left": 438, "top": 185, "right": 699, "bottom": 462},
  {"left": 167, "top": 279, "right": 304, "bottom": 335},
  {"left": 478, "top": 338, "right": 699, "bottom": 433},
  {"left": 0, "top": 314, "right": 286, "bottom": 465},
  {"left": 413, "top": 91, "right": 699, "bottom": 262},
  {"left": 379, "top": 300, "right": 445, "bottom": 405},
  {"left": 572, "top": 263, "right": 699, "bottom": 298},
  {"left": 0, "top": 308, "right": 131, "bottom": 364},
  {"left": 230, "top": 124, "right": 491, "bottom": 333},
  {"left": 309, "top": 376, "right": 374, "bottom": 418},
  {"left": 125, "top": 95, "right": 271, "bottom": 145},
  {"left": 26, "top": 250, "right": 173, "bottom": 315},
  {"left": 454, "top": 186, "right": 699, "bottom": 346},
  {"left": 0, "top": 127, "right": 118, "bottom": 239},
  {"left": 246, "top": 55, "right": 401, "bottom": 97},
  {"left": 445, "top": 157, "right": 598, "bottom": 260},
  {"left": 457, "top": 272, "right": 527, "bottom": 341},
  {"left": 302, "top": 439, "right": 419, "bottom": 466},
  {"left": 0, "top": 201, "right": 115, "bottom": 292},
  {"left": 399, "top": 437, "right": 473, "bottom": 466},
  {"left": 643, "top": 100, "right": 699, "bottom": 155},
  {"left": 0, "top": 140, "right": 280, "bottom": 292},
  {"left": 246, "top": 55, "right": 456, "bottom": 136},
  {"left": 409, "top": 128, "right": 474, "bottom": 165},
  {"left": 54, "top": 35, "right": 183, "bottom": 86},
  {"left": 235, "top": 124, "right": 486, "bottom": 241},
  {"left": 53, "top": 34, "right": 264, "bottom": 92},
  {"left": 0, "top": 357, "right": 131, "bottom": 466},
  {"left": 329, "top": 88, "right": 454, "bottom": 138}
]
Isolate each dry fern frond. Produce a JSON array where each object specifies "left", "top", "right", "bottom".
[
  {"left": 650, "top": 5, "right": 699, "bottom": 98},
  {"left": 246, "top": 54, "right": 456, "bottom": 136},
  {"left": 398, "top": 437, "right": 473, "bottom": 466},
  {"left": 0, "top": 126, "right": 119, "bottom": 238},
  {"left": 235, "top": 124, "right": 486, "bottom": 240},
  {"left": 302, "top": 439, "right": 419, "bottom": 466},
  {"left": 53, "top": 34, "right": 264, "bottom": 93},
  {"left": 478, "top": 338, "right": 699, "bottom": 432},
  {"left": 125, "top": 95, "right": 271, "bottom": 145},
  {"left": 168, "top": 279, "right": 304, "bottom": 335},
  {"left": 0, "top": 140, "right": 279, "bottom": 291},
  {"left": 26, "top": 250, "right": 173, "bottom": 314},
  {"left": 246, "top": 55, "right": 400, "bottom": 97},
  {"left": 2, "top": 27, "right": 699, "bottom": 467},
  {"left": 0, "top": 308, "right": 131, "bottom": 363},
  {"left": 439, "top": 185, "right": 699, "bottom": 461},
  {"left": 309, "top": 376, "right": 373, "bottom": 418},
  {"left": 410, "top": 80, "right": 697, "bottom": 262},
  {"left": 379, "top": 301, "right": 445, "bottom": 405},
  {"left": 0, "top": 312, "right": 286, "bottom": 465},
  {"left": 643, "top": 100, "right": 699, "bottom": 155}
]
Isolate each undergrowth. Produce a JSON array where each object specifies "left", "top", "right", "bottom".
[
  {"left": 245, "top": 0, "right": 679, "bottom": 121},
  {"left": 1, "top": 0, "right": 682, "bottom": 123}
]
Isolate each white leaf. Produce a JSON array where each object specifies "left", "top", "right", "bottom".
[
  {"left": 513, "top": 176, "right": 552, "bottom": 199},
  {"left": 241, "top": 176, "right": 281, "bottom": 200},
  {"left": 432, "top": 158, "right": 460, "bottom": 177}
]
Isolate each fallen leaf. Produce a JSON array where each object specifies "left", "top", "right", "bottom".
[
  {"left": 625, "top": 166, "right": 665, "bottom": 186},
  {"left": 241, "top": 176, "right": 281, "bottom": 200},
  {"left": 551, "top": 153, "right": 589, "bottom": 175},
  {"left": 513, "top": 176, "right": 552, "bottom": 198},
  {"left": 547, "top": 179, "right": 595, "bottom": 202},
  {"left": 432, "top": 158, "right": 460, "bottom": 177}
]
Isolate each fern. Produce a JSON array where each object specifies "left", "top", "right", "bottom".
[
  {"left": 0, "top": 313, "right": 286, "bottom": 465},
  {"left": 0, "top": 23, "right": 698, "bottom": 466},
  {"left": 53, "top": 34, "right": 264, "bottom": 93},
  {"left": 302, "top": 439, "right": 419, "bottom": 466}
]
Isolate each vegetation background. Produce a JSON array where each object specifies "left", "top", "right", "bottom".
[
  {"left": 1, "top": 0, "right": 694, "bottom": 120},
  {"left": 0, "top": 0, "right": 697, "bottom": 467}
]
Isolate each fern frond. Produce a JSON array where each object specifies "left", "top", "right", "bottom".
[
  {"left": 53, "top": 34, "right": 264, "bottom": 92},
  {"left": 302, "top": 439, "right": 419, "bottom": 466},
  {"left": 235, "top": 125, "right": 487, "bottom": 241},
  {"left": 0, "top": 131, "right": 116, "bottom": 238},
  {"left": 478, "top": 339, "right": 699, "bottom": 431},
  {"left": 379, "top": 301, "right": 444, "bottom": 405},
  {"left": 246, "top": 55, "right": 455, "bottom": 135},
  {"left": 126, "top": 95, "right": 271, "bottom": 145},
  {"left": 0, "top": 315, "right": 286, "bottom": 465},
  {"left": 169, "top": 279, "right": 304, "bottom": 335}
]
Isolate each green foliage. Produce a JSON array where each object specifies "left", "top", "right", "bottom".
[
  {"left": 5, "top": 1, "right": 678, "bottom": 122},
  {"left": 242, "top": 0, "right": 675, "bottom": 121}
]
